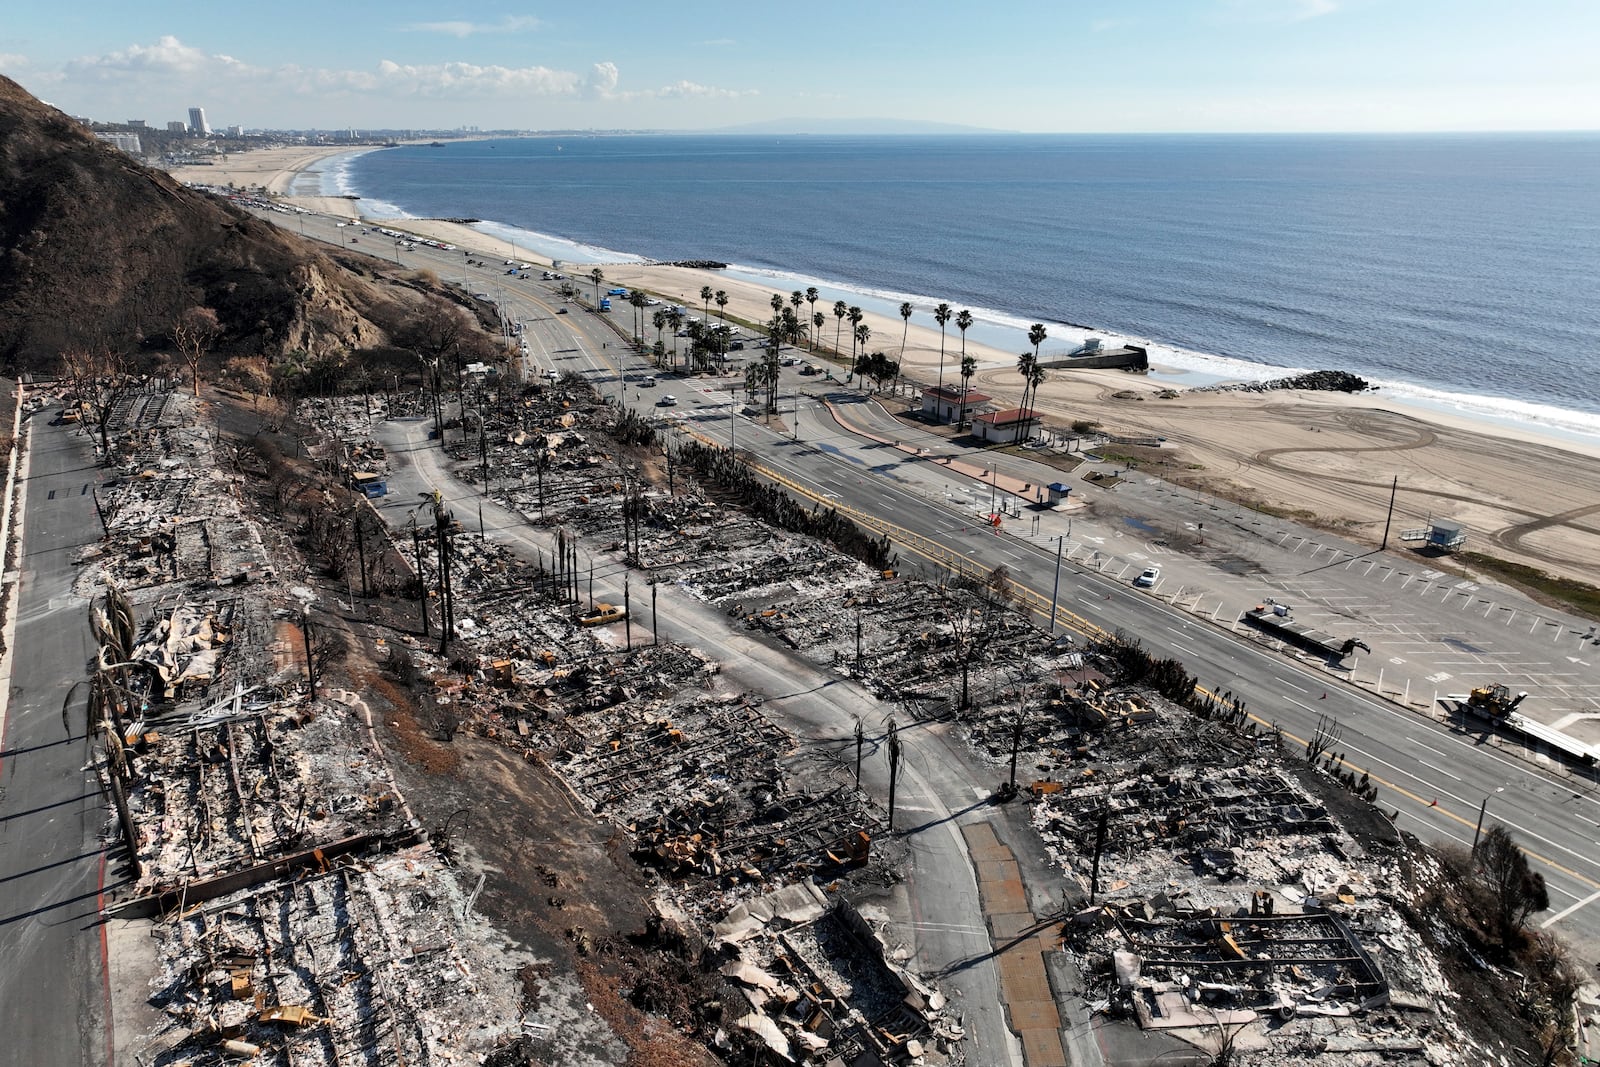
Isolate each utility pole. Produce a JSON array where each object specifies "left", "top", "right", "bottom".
[
  {"left": 854, "top": 719, "right": 864, "bottom": 786},
  {"left": 1089, "top": 807, "right": 1110, "bottom": 903},
  {"left": 855, "top": 605, "right": 863, "bottom": 675},
  {"left": 624, "top": 575, "right": 632, "bottom": 650},
  {"left": 1381, "top": 475, "right": 1398, "bottom": 550},
  {"left": 885, "top": 718, "right": 902, "bottom": 832},
  {"left": 1048, "top": 534, "right": 1064, "bottom": 634},
  {"left": 300, "top": 610, "right": 317, "bottom": 699},
  {"left": 412, "top": 529, "right": 429, "bottom": 636},
  {"left": 1009, "top": 710, "right": 1024, "bottom": 792},
  {"left": 651, "top": 581, "right": 659, "bottom": 646},
  {"left": 353, "top": 508, "right": 369, "bottom": 598}
]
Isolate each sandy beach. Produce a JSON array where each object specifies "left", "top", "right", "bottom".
[{"left": 167, "top": 146, "right": 1600, "bottom": 591}]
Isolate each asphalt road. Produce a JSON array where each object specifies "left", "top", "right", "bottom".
[{"left": 0, "top": 408, "right": 114, "bottom": 1066}]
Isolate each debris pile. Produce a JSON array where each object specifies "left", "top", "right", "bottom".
[
  {"left": 57, "top": 391, "right": 527, "bottom": 1065},
  {"left": 145, "top": 844, "right": 521, "bottom": 1066},
  {"left": 1035, "top": 697, "right": 1466, "bottom": 1063}
]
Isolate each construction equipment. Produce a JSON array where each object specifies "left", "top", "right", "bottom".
[{"left": 1466, "top": 684, "right": 1527, "bottom": 717}]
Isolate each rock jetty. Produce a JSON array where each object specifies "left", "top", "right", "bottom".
[{"left": 1204, "top": 369, "right": 1373, "bottom": 394}]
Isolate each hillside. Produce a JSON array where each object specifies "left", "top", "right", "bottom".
[{"left": 0, "top": 76, "right": 405, "bottom": 373}]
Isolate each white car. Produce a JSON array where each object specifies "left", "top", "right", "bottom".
[
  {"left": 1134, "top": 567, "right": 1161, "bottom": 588},
  {"left": 656, "top": 394, "right": 678, "bottom": 407},
  {"left": 640, "top": 375, "right": 658, "bottom": 387}
]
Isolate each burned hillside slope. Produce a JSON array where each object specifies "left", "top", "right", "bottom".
[{"left": 0, "top": 76, "right": 406, "bottom": 372}]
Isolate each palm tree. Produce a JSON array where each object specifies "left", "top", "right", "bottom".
[
  {"left": 1026, "top": 322, "right": 1048, "bottom": 421},
  {"left": 588, "top": 267, "right": 604, "bottom": 307},
  {"left": 956, "top": 309, "right": 973, "bottom": 363},
  {"left": 701, "top": 285, "right": 714, "bottom": 324},
  {"left": 805, "top": 287, "right": 819, "bottom": 349},
  {"left": 933, "top": 302, "right": 953, "bottom": 397},
  {"left": 899, "top": 301, "right": 913, "bottom": 359},
  {"left": 854, "top": 323, "right": 871, "bottom": 379},
  {"left": 1026, "top": 363, "right": 1047, "bottom": 442},
  {"left": 652, "top": 309, "right": 667, "bottom": 360},
  {"left": 715, "top": 290, "right": 729, "bottom": 322},
  {"left": 1017, "top": 351, "right": 1036, "bottom": 424},
  {"left": 790, "top": 291, "right": 804, "bottom": 329},
  {"left": 833, "top": 300, "right": 848, "bottom": 356},
  {"left": 630, "top": 290, "right": 648, "bottom": 341},
  {"left": 812, "top": 312, "right": 825, "bottom": 352},
  {"left": 667, "top": 308, "right": 684, "bottom": 368},
  {"left": 959, "top": 355, "right": 977, "bottom": 428},
  {"left": 770, "top": 293, "right": 784, "bottom": 321}
]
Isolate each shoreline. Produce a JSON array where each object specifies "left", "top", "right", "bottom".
[{"left": 167, "top": 144, "right": 1600, "bottom": 588}]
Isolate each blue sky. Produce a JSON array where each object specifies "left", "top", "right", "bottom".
[{"left": 2, "top": 0, "right": 1596, "bottom": 132}]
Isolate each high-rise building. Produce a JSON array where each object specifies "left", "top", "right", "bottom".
[
  {"left": 188, "top": 107, "right": 210, "bottom": 135},
  {"left": 167, "top": 120, "right": 188, "bottom": 133}
]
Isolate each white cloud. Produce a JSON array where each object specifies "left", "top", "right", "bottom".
[
  {"left": 700, "top": 38, "right": 737, "bottom": 47},
  {"left": 45, "top": 37, "right": 758, "bottom": 122},
  {"left": 584, "top": 61, "right": 619, "bottom": 99},
  {"left": 66, "top": 35, "right": 254, "bottom": 78},
  {"left": 402, "top": 15, "right": 541, "bottom": 38},
  {"left": 0, "top": 52, "right": 29, "bottom": 70},
  {"left": 649, "top": 80, "right": 758, "bottom": 100},
  {"left": 368, "top": 59, "right": 581, "bottom": 97}
]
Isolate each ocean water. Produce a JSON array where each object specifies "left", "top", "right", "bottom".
[{"left": 336, "top": 133, "right": 1600, "bottom": 436}]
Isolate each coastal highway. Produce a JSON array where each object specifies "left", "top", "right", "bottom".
[{"left": 283, "top": 209, "right": 1600, "bottom": 961}]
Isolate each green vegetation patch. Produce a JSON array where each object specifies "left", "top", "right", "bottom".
[{"left": 1459, "top": 551, "right": 1600, "bottom": 621}]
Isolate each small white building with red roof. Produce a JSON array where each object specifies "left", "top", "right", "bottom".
[
  {"left": 971, "top": 407, "right": 1040, "bottom": 444},
  {"left": 920, "top": 385, "right": 991, "bottom": 426}
]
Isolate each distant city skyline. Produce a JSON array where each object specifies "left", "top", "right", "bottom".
[{"left": 2, "top": 0, "right": 1597, "bottom": 134}]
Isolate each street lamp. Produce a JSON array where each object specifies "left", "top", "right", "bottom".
[
  {"left": 336, "top": 222, "right": 347, "bottom": 247},
  {"left": 1472, "top": 787, "right": 1505, "bottom": 849}
]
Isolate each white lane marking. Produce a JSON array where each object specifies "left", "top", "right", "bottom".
[
  {"left": 1414, "top": 758, "right": 1460, "bottom": 782},
  {"left": 1541, "top": 887, "right": 1600, "bottom": 928}
]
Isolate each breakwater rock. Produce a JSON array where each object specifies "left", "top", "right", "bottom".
[
  {"left": 659, "top": 260, "right": 728, "bottom": 270},
  {"left": 1205, "top": 369, "right": 1373, "bottom": 394}
]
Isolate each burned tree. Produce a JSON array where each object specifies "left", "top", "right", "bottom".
[
  {"left": 1475, "top": 824, "right": 1550, "bottom": 943},
  {"left": 60, "top": 343, "right": 135, "bottom": 461},
  {"left": 172, "top": 306, "right": 221, "bottom": 397}
]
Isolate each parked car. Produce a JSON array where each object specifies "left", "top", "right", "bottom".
[
  {"left": 578, "top": 602, "right": 627, "bottom": 627},
  {"left": 1134, "top": 566, "right": 1161, "bottom": 587}
]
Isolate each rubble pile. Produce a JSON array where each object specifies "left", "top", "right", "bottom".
[
  {"left": 50, "top": 390, "right": 528, "bottom": 1064},
  {"left": 71, "top": 391, "right": 275, "bottom": 591},
  {"left": 1034, "top": 699, "right": 1467, "bottom": 1064},
  {"left": 710, "top": 887, "right": 966, "bottom": 1064},
  {"left": 145, "top": 844, "right": 521, "bottom": 1066},
  {"left": 550, "top": 693, "right": 881, "bottom": 904},
  {"left": 126, "top": 686, "right": 413, "bottom": 887}
]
